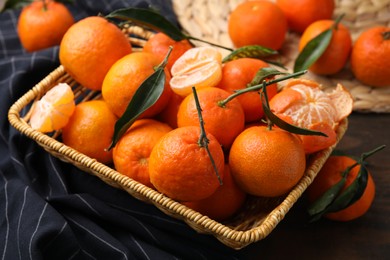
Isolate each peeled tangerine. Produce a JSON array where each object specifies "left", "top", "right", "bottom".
[
  {"left": 169, "top": 46, "right": 223, "bottom": 97},
  {"left": 269, "top": 79, "right": 353, "bottom": 154},
  {"left": 30, "top": 83, "right": 75, "bottom": 133}
]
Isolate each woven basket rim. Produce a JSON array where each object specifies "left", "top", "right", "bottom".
[{"left": 7, "top": 62, "right": 348, "bottom": 249}]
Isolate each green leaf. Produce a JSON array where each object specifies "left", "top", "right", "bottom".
[
  {"left": 326, "top": 165, "right": 369, "bottom": 213},
  {"left": 3, "top": 0, "right": 32, "bottom": 11},
  {"left": 107, "top": 67, "right": 166, "bottom": 150},
  {"left": 248, "top": 67, "right": 287, "bottom": 87},
  {"left": 293, "top": 28, "right": 333, "bottom": 73},
  {"left": 222, "top": 45, "right": 278, "bottom": 63},
  {"left": 105, "top": 7, "right": 186, "bottom": 41},
  {"left": 307, "top": 176, "right": 346, "bottom": 218}
]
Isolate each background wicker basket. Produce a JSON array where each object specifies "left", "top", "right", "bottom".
[
  {"left": 172, "top": 0, "right": 390, "bottom": 113},
  {"left": 8, "top": 24, "right": 348, "bottom": 249}
]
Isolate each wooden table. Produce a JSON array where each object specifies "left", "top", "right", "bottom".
[{"left": 238, "top": 112, "right": 390, "bottom": 259}]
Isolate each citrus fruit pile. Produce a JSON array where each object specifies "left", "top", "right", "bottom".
[
  {"left": 26, "top": 2, "right": 383, "bottom": 223},
  {"left": 228, "top": 0, "right": 390, "bottom": 87}
]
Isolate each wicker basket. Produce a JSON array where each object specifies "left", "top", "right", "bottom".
[
  {"left": 8, "top": 23, "right": 347, "bottom": 249},
  {"left": 172, "top": 0, "right": 390, "bottom": 113}
]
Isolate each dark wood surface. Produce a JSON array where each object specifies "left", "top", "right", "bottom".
[{"left": 238, "top": 112, "right": 390, "bottom": 259}]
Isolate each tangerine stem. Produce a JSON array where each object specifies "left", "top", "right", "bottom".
[
  {"left": 359, "top": 144, "right": 386, "bottom": 163},
  {"left": 341, "top": 144, "right": 386, "bottom": 177},
  {"left": 382, "top": 31, "right": 390, "bottom": 40},
  {"left": 42, "top": 0, "right": 48, "bottom": 11},
  {"left": 192, "top": 87, "right": 223, "bottom": 185},
  {"left": 260, "top": 81, "right": 273, "bottom": 131},
  {"left": 218, "top": 70, "right": 307, "bottom": 107},
  {"left": 332, "top": 13, "right": 345, "bottom": 30}
]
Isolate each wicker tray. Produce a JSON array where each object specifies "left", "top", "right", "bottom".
[
  {"left": 8, "top": 24, "right": 348, "bottom": 249},
  {"left": 172, "top": 0, "right": 390, "bottom": 113}
]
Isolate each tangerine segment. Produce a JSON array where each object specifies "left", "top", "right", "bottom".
[
  {"left": 30, "top": 83, "right": 75, "bottom": 133},
  {"left": 170, "top": 46, "right": 223, "bottom": 97},
  {"left": 269, "top": 78, "right": 353, "bottom": 154},
  {"left": 276, "top": 84, "right": 338, "bottom": 127},
  {"left": 149, "top": 126, "right": 225, "bottom": 202}
]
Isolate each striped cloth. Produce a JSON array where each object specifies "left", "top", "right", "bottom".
[{"left": 0, "top": 1, "right": 241, "bottom": 259}]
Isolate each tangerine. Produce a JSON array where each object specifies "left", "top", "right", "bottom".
[
  {"left": 298, "top": 19, "right": 352, "bottom": 75},
  {"left": 269, "top": 78, "right": 353, "bottom": 154},
  {"left": 30, "top": 83, "right": 75, "bottom": 133},
  {"left": 113, "top": 119, "right": 172, "bottom": 188},
  {"left": 62, "top": 100, "right": 117, "bottom": 164},
  {"left": 350, "top": 26, "right": 390, "bottom": 87},
  {"left": 276, "top": 0, "right": 335, "bottom": 33},
  {"left": 306, "top": 155, "right": 376, "bottom": 221},
  {"left": 228, "top": 0, "right": 287, "bottom": 50},
  {"left": 102, "top": 51, "right": 172, "bottom": 118},
  {"left": 59, "top": 16, "right": 132, "bottom": 91},
  {"left": 18, "top": 0, "right": 74, "bottom": 52},
  {"left": 170, "top": 46, "right": 223, "bottom": 97},
  {"left": 183, "top": 164, "right": 247, "bottom": 221},
  {"left": 216, "top": 58, "right": 278, "bottom": 123},
  {"left": 149, "top": 126, "right": 225, "bottom": 202},
  {"left": 143, "top": 32, "right": 193, "bottom": 72},
  {"left": 229, "top": 126, "right": 306, "bottom": 197},
  {"left": 156, "top": 92, "right": 183, "bottom": 129},
  {"left": 177, "top": 87, "right": 245, "bottom": 149}
]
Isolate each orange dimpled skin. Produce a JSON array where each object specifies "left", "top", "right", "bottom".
[
  {"left": 299, "top": 20, "right": 352, "bottom": 75},
  {"left": 350, "top": 26, "right": 390, "bottom": 87},
  {"left": 276, "top": 0, "right": 335, "bottom": 33},
  {"left": 228, "top": 0, "right": 287, "bottom": 50},
  {"left": 62, "top": 100, "right": 117, "bottom": 164},
  {"left": 184, "top": 164, "right": 247, "bottom": 221},
  {"left": 143, "top": 32, "right": 193, "bottom": 72},
  {"left": 18, "top": 0, "right": 74, "bottom": 52},
  {"left": 59, "top": 16, "right": 132, "bottom": 91},
  {"left": 229, "top": 126, "right": 306, "bottom": 197},
  {"left": 113, "top": 119, "right": 172, "bottom": 188},
  {"left": 102, "top": 52, "right": 172, "bottom": 118},
  {"left": 149, "top": 126, "right": 225, "bottom": 202}
]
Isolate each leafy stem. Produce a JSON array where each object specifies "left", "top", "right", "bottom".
[
  {"left": 218, "top": 70, "right": 307, "bottom": 107},
  {"left": 107, "top": 47, "right": 172, "bottom": 150},
  {"left": 192, "top": 87, "right": 223, "bottom": 185},
  {"left": 342, "top": 144, "right": 386, "bottom": 175},
  {"left": 42, "top": 0, "right": 47, "bottom": 11},
  {"left": 308, "top": 144, "right": 386, "bottom": 222},
  {"left": 294, "top": 13, "right": 345, "bottom": 73},
  {"left": 359, "top": 144, "right": 386, "bottom": 163}
]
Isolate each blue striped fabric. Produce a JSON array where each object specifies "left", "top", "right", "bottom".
[{"left": 0, "top": 1, "right": 241, "bottom": 259}]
